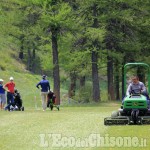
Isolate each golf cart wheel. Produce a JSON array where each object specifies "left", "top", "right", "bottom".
[{"left": 111, "top": 111, "right": 119, "bottom": 118}]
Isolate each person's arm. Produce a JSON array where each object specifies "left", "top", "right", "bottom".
[
  {"left": 48, "top": 83, "right": 50, "bottom": 91},
  {"left": 126, "top": 84, "right": 132, "bottom": 96},
  {"left": 36, "top": 82, "right": 41, "bottom": 89},
  {"left": 3, "top": 83, "right": 9, "bottom": 92},
  {"left": 141, "top": 82, "right": 147, "bottom": 93},
  {"left": 2, "top": 85, "right": 6, "bottom": 91}
]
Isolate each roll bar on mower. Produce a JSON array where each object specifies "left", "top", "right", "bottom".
[{"left": 124, "top": 62, "right": 150, "bottom": 95}]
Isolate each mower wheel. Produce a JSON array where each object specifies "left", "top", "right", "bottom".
[{"left": 111, "top": 111, "right": 119, "bottom": 118}]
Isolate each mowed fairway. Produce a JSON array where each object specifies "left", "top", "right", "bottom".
[{"left": 0, "top": 103, "right": 150, "bottom": 150}]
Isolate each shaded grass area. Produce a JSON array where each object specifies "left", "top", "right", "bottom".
[
  {"left": 0, "top": 47, "right": 25, "bottom": 72},
  {"left": 0, "top": 104, "right": 150, "bottom": 150}
]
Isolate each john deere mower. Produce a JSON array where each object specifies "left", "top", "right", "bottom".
[{"left": 104, "top": 63, "right": 150, "bottom": 125}]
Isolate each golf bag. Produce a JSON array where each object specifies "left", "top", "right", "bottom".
[
  {"left": 13, "top": 89, "right": 24, "bottom": 111},
  {"left": 47, "top": 91, "right": 59, "bottom": 111}
]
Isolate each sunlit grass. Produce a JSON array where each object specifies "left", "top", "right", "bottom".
[
  {"left": 0, "top": 49, "right": 150, "bottom": 150},
  {"left": 0, "top": 107, "right": 109, "bottom": 150},
  {"left": 0, "top": 103, "right": 150, "bottom": 150}
]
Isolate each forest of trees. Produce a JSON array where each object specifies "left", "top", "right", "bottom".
[{"left": 0, "top": 0, "right": 150, "bottom": 104}]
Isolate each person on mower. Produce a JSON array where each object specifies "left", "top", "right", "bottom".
[{"left": 126, "top": 76, "right": 149, "bottom": 100}]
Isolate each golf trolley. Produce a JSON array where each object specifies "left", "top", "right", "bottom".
[{"left": 47, "top": 91, "right": 59, "bottom": 111}]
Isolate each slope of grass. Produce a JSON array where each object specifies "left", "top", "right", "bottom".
[
  {"left": 0, "top": 46, "right": 52, "bottom": 108},
  {"left": 0, "top": 70, "right": 46, "bottom": 109},
  {"left": 0, "top": 47, "right": 26, "bottom": 72}
]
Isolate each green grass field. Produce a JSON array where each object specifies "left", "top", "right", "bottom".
[
  {"left": 0, "top": 69, "right": 150, "bottom": 150},
  {"left": 1, "top": 33, "right": 150, "bottom": 150},
  {"left": 0, "top": 103, "right": 150, "bottom": 150}
]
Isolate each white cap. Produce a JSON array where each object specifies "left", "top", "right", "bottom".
[
  {"left": 0, "top": 79, "right": 3, "bottom": 82},
  {"left": 10, "top": 77, "right": 14, "bottom": 81}
]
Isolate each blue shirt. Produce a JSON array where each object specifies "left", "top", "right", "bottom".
[
  {"left": 0, "top": 84, "right": 5, "bottom": 94},
  {"left": 36, "top": 79, "right": 50, "bottom": 92}
]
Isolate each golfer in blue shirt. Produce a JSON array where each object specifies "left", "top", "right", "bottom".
[{"left": 36, "top": 75, "right": 50, "bottom": 111}]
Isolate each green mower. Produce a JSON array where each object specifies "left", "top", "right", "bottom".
[{"left": 104, "top": 63, "right": 150, "bottom": 125}]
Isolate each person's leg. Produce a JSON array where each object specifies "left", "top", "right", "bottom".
[
  {"left": 1, "top": 94, "right": 6, "bottom": 109},
  {"left": 9, "top": 93, "right": 14, "bottom": 106},
  {"left": 0, "top": 95, "right": 2, "bottom": 110},
  {"left": 141, "top": 91, "right": 150, "bottom": 107},
  {"left": 7, "top": 92, "right": 10, "bottom": 104},
  {"left": 142, "top": 91, "right": 149, "bottom": 100},
  {"left": 5, "top": 93, "right": 14, "bottom": 111},
  {"left": 41, "top": 92, "right": 46, "bottom": 111},
  {"left": 0, "top": 102, "right": 2, "bottom": 110},
  {"left": 6, "top": 93, "right": 8, "bottom": 104},
  {"left": 5, "top": 103, "right": 11, "bottom": 111},
  {"left": 41, "top": 92, "right": 48, "bottom": 111},
  {"left": 43, "top": 93, "right": 47, "bottom": 110},
  {"left": 5, "top": 93, "right": 9, "bottom": 110}
]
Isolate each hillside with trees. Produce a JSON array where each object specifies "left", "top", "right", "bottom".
[{"left": 0, "top": 0, "right": 150, "bottom": 104}]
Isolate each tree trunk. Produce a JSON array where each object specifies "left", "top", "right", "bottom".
[
  {"left": 80, "top": 76, "right": 85, "bottom": 87},
  {"left": 27, "top": 49, "right": 31, "bottom": 71},
  {"left": 137, "top": 67, "right": 145, "bottom": 84},
  {"left": 105, "top": 19, "right": 116, "bottom": 101},
  {"left": 19, "top": 51, "right": 24, "bottom": 59},
  {"left": 91, "top": 4, "right": 100, "bottom": 102},
  {"left": 51, "top": 29, "right": 60, "bottom": 105},
  {"left": 92, "top": 50, "right": 100, "bottom": 102},
  {"left": 68, "top": 71, "right": 76, "bottom": 98},
  {"left": 121, "top": 54, "right": 127, "bottom": 99},
  {"left": 107, "top": 55, "right": 115, "bottom": 100},
  {"left": 19, "top": 35, "right": 24, "bottom": 59},
  {"left": 32, "top": 48, "right": 36, "bottom": 73},
  {"left": 122, "top": 63, "right": 125, "bottom": 99},
  {"left": 114, "top": 61, "right": 120, "bottom": 100}
]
